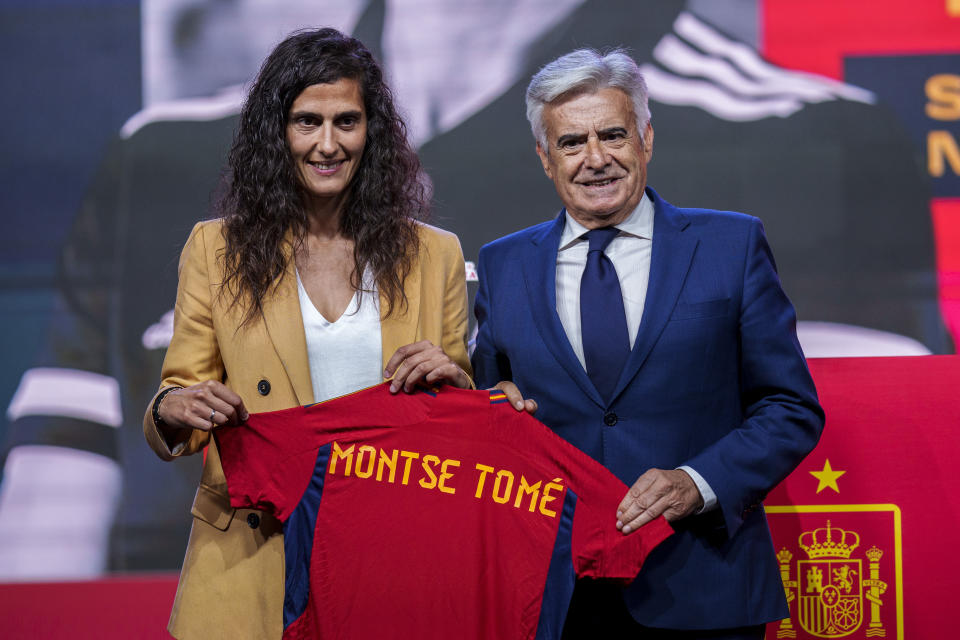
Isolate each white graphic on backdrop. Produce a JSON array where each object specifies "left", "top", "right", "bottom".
[
  {"left": 640, "top": 13, "right": 874, "bottom": 121},
  {"left": 126, "top": 6, "right": 875, "bottom": 141}
]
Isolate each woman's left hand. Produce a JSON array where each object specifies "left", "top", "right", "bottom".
[{"left": 384, "top": 340, "right": 470, "bottom": 393}]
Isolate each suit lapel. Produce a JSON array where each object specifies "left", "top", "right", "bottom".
[
  {"left": 261, "top": 232, "right": 314, "bottom": 405},
  {"left": 523, "top": 212, "right": 604, "bottom": 407},
  {"left": 610, "top": 188, "right": 697, "bottom": 401},
  {"left": 380, "top": 255, "right": 421, "bottom": 367}
]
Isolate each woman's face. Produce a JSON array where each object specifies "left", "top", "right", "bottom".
[{"left": 286, "top": 78, "right": 367, "bottom": 209}]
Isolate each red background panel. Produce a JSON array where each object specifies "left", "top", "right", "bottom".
[
  {"left": 767, "top": 356, "right": 960, "bottom": 638},
  {"left": 932, "top": 198, "right": 960, "bottom": 339},
  {"left": 763, "top": 0, "right": 960, "bottom": 79},
  {"left": 0, "top": 574, "right": 177, "bottom": 639}
]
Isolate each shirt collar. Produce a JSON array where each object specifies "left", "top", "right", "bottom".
[{"left": 558, "top": 191, "right": 654, "bottom": 251}]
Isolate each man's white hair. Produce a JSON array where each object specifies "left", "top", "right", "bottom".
[{"left": 525, "top": 48, "right": 650, "bottom": 150}]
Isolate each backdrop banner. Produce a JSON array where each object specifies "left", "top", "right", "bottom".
[{"left": 765, "top": 355, "right": 960, "bottom": 640}]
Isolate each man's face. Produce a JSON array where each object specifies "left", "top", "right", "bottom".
[{"left": 536, "top": 87, "right": 653, "bottom": 229}]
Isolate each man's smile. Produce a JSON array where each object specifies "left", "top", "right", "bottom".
[{"left": 579, "top": 176, "right": 622, "bottom": 188}]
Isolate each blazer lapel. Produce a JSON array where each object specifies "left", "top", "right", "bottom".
[
  {"left": 380, "top": 257, "right": 421, "bottom": 367},
  {"left": 523, "top": 212, "right": 605, "bottom": 407},
  {"left": 611, "top": 189, "right": 698, "bottom": 401},
  {"left": 261, "top": 232, "right": 314, "bottom": 406},
  {"left": 261, "top": 230, "right": 422, "bottom": 403}
]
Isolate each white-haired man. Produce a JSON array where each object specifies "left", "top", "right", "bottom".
[{"left": 473, "top": 48, "right": 825, "bottom": 638}]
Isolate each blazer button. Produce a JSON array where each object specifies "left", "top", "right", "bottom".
[
  {"left": 247, "top": 512, "right": 261, "bottom": 529},
  {"left": 257, "top": 379, "right": 271, "bottom": 396},
  {"left": 603, "top": 412, "right": 618, "bottom": 426}
]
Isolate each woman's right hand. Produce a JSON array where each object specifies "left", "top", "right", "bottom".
[{"left": 158, "top": 380, "right": 249, "bottom": 432}]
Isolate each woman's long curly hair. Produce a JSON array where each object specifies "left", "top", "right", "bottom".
[{"left": 218, "top": 28, "right": 425, "bottom": 324}]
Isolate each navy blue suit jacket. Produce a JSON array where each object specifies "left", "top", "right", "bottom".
[{"left": 472, "top": 187, "right": 824, "bottom": 629}]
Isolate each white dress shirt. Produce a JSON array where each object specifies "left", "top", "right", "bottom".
[{"left": 554, "top": 193, "right": 717, "bottom": 511}]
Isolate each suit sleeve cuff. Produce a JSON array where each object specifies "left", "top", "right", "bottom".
[{"left": 677, "top": 465, "right": 717, "bottom": 513}]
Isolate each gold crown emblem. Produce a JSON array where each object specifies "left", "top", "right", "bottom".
[
  {"left": 865, "top": 545, "right": 884, "bottom": 562},
  {"left": 799, "top": 520, "right": 860, "bottom": 559}
]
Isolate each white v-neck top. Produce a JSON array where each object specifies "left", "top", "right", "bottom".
[{"left": 296, "top": 270, "right": 383, "bottom": 403}]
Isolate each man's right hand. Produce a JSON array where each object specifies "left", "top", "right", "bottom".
[
  {"left": 158, "top": 380, "right": 249, "bottom": 432},
  {"left": 616, "top": 468, "right": 704, "bottom": 533},
  {"left": 492, "top": 381, "right": 538, "bottom": 414}
]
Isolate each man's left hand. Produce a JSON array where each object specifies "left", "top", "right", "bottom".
[{"left": 616, "top": 468, "right": 704, "bottom": 534}]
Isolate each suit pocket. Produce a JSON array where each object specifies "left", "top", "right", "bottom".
[
  {"left": 191, "top": 483, "right": 236, "bottom": 531},
  {"left": 670, "top": 297, "right": 731, "bottom": 321}
]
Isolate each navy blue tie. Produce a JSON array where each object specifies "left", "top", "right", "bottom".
[{"left": 580, "top": 227, "right": 630, "bottom": 402}]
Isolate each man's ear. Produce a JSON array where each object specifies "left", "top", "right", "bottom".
[
  {"left": 536, "top": 143, "right": 553, "bottom": 179},
  {"left": 643, "top": 123, "right": 654, "bottom": 162}
]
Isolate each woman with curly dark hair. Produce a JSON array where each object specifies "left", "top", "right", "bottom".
[{"left": 142, "top": 28, "right": 471, "bottom": 639}]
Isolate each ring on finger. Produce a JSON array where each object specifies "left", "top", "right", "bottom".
[{"left": 209, "top": 408, "right": 216, "bottom": 422}]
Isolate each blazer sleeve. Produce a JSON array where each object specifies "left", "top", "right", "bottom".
[
  {"left": 142, "top": 221, "right": 225, "bottom": 460},
  {"left": 683, "top": 218, "right": 825, "bottom": 537},
  {"left": 436, "top": 228, "right": 474, "bottom": 385}
]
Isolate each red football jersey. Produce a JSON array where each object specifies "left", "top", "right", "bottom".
[{"left": 214, "top": 383, "right": 672, "bottom": 639}]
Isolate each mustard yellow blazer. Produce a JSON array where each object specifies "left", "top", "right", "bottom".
[{"left": 143, "top": 219, "right": 471, "bottom": 639}]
